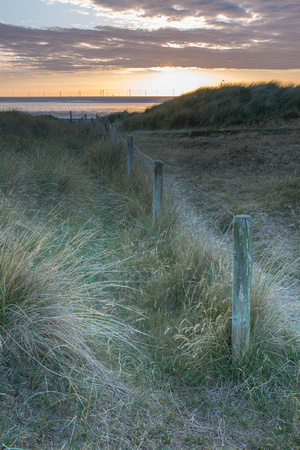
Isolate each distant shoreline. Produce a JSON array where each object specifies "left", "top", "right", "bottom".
[{"left": 0, "top": 96, "right": 173, "bottom": 104}]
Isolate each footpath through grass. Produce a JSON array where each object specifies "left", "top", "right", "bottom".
[{"left": 0, "top": 111, "right": 299, "bottom": 449}]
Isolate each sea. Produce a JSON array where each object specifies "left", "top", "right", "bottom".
[{"left": 0, "top": 96, "right": 172, "bottom": 119}]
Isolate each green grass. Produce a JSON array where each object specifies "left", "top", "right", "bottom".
[
  {"left": 0, "top": 110, "right": 299, "bottom": 448},
  {"left": 117, "top": 82, "right": 300, "bottom": 130}
]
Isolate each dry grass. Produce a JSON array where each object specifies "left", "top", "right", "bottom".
[
  {"left": 131, "top": 126, "right": 300, "bottom": 278},
  {"left": 0, "top": 110, "right": 299, "bottom": 448}
]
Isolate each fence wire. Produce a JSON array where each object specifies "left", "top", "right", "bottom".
[
  {"left": 106, "top": 119, "right": 235, "bottom": 265},
  {"left": 133, "top": 144, "right": 155, "bottom": 177},
  {"left": 76, "top": 114, "right": 300, "bottom": 335},
  {"left": 82, "top": 116, "right": 236, "bottom": 269}
]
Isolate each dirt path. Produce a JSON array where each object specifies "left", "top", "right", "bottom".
[
  {"left": 131, "top": 128, "right": 299, "bottom": 331},
  {"left": 164, "top": 171, "right": 300, "bottom": 333}
]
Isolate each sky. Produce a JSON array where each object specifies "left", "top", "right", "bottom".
[{"left": 1, "top": 0, "right": 300, "bottom": 96}]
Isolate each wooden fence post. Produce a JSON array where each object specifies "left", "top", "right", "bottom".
[
  {"left": 84, "top": 114, "right": 87, "bottom": 128},
  {"left": 153, "top": 160, "right": 164, "bottom": 225},
  {"left": 105, "top": 119, "right": 110, "bottom": 141},
  {"left": 113, "top": 124, "right": 119, "bottom": 157},
  {"left": 232, "top": 215, "right": 253, "bottom": 361},
  {"left": 96, "top": 115, "right": 101, "bottom": 136},
  {"left": 91, "top": 117, "right": 94, "bottom": 131},
  {"left": 79, "top": 117, "right": 83, "bottom": 128},
  {"left": 126, "top": 136, "right": 134, "bottom": 179},
  {"left": 69, "top": 111, "right": 72, "bottom": 123}
]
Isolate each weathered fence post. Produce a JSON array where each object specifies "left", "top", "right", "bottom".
[
  {"left": 126, "top": 136, "right": 134, "bottom": 179},
  {"left": 232, "top": 214, "right": 253, "bottom": 361},
  {"left": 69, "top": 111, "right": 72, "bottom": 123},
  {"left": 105, "top": 118, "right": 110, "bottom": 141},
  {"left": 113, "top": 124, "right": 119, "bottom": 157},
  {"left": 91, "top": 117, "right": 94, "bottom": 131},
  {"left": 96, "top": 115, "right": 101, "bottom": 136},
  {"left": 84, "top": 114, "right": 87, "bottom": 128},
  {"left": 153, "top": 160, "right": 164, "bottom": 225},
  {"left": 79, "top": 117, "right": 83, "bottom": 128}
]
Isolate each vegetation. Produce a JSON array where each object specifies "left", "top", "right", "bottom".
[
  {"left": 121, "top": 83, "right": 299, "bottom": 283},
  {"left": 0, "top": 109, "right": 299, "bottom": 448},
  {"left": 117, "top": 82, "right": 300, "bottom": 130}
]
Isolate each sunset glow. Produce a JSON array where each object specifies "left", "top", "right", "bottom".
[{"left": 1, "top": 0, "right": 300, "bottom": 96}]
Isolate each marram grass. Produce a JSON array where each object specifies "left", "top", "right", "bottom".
[
  {"left": 119, "top": 81, "right": 300, "bottom": 130},
  {"left": 0, "top": 110, "right": 299, "bottom": 448},
  {"left": 0, "top": 198, "right": 140, "bottom": 396}
]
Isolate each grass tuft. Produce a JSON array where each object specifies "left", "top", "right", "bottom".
[{"left": 0, "top": 109, "right": 299, "bottom": 448}]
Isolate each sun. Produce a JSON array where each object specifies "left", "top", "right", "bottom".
[{"left": 137, "top": 67, "right": 219, "bottom": 96}]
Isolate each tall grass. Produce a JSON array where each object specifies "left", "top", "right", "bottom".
[
  {"left": 0, "top": 111, "right": 140, "bottom": 395},
  {"left": 105, "top": 104, "right": 300, "bottom": 445},
  {"left": 0, "top": 110, "right": 299, "bottom": 448},
  {"left": 119, "top": 82, "right": 300, "bottom": 130},
  {"left": 0, "top": 213, "right": 136, "bottom": 390}
]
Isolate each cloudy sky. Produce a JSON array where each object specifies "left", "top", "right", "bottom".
[{"left": 1, "top": 0, "right": 300, "bottom": 96}]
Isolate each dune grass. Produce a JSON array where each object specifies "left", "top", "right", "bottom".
[
  {"left": 117, "top": 82, "right": 300, "bottom": 130},
  {"left": 0, "top": 110, "right": 299, "bottom": 448}
]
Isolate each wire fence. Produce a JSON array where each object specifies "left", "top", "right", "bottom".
[
  {"left": 77, "top": 113, "right": 256, "bottom": 359},
  {"left": 113, "top": 118, "right": 235, "bottom": 264},
  {"left": 78, "top": 114, "right": 236, "bottom": 260}
]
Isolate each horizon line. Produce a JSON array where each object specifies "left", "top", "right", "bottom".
[{"left": 0, "top": 95, "right": 174, "bottom": 102}]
